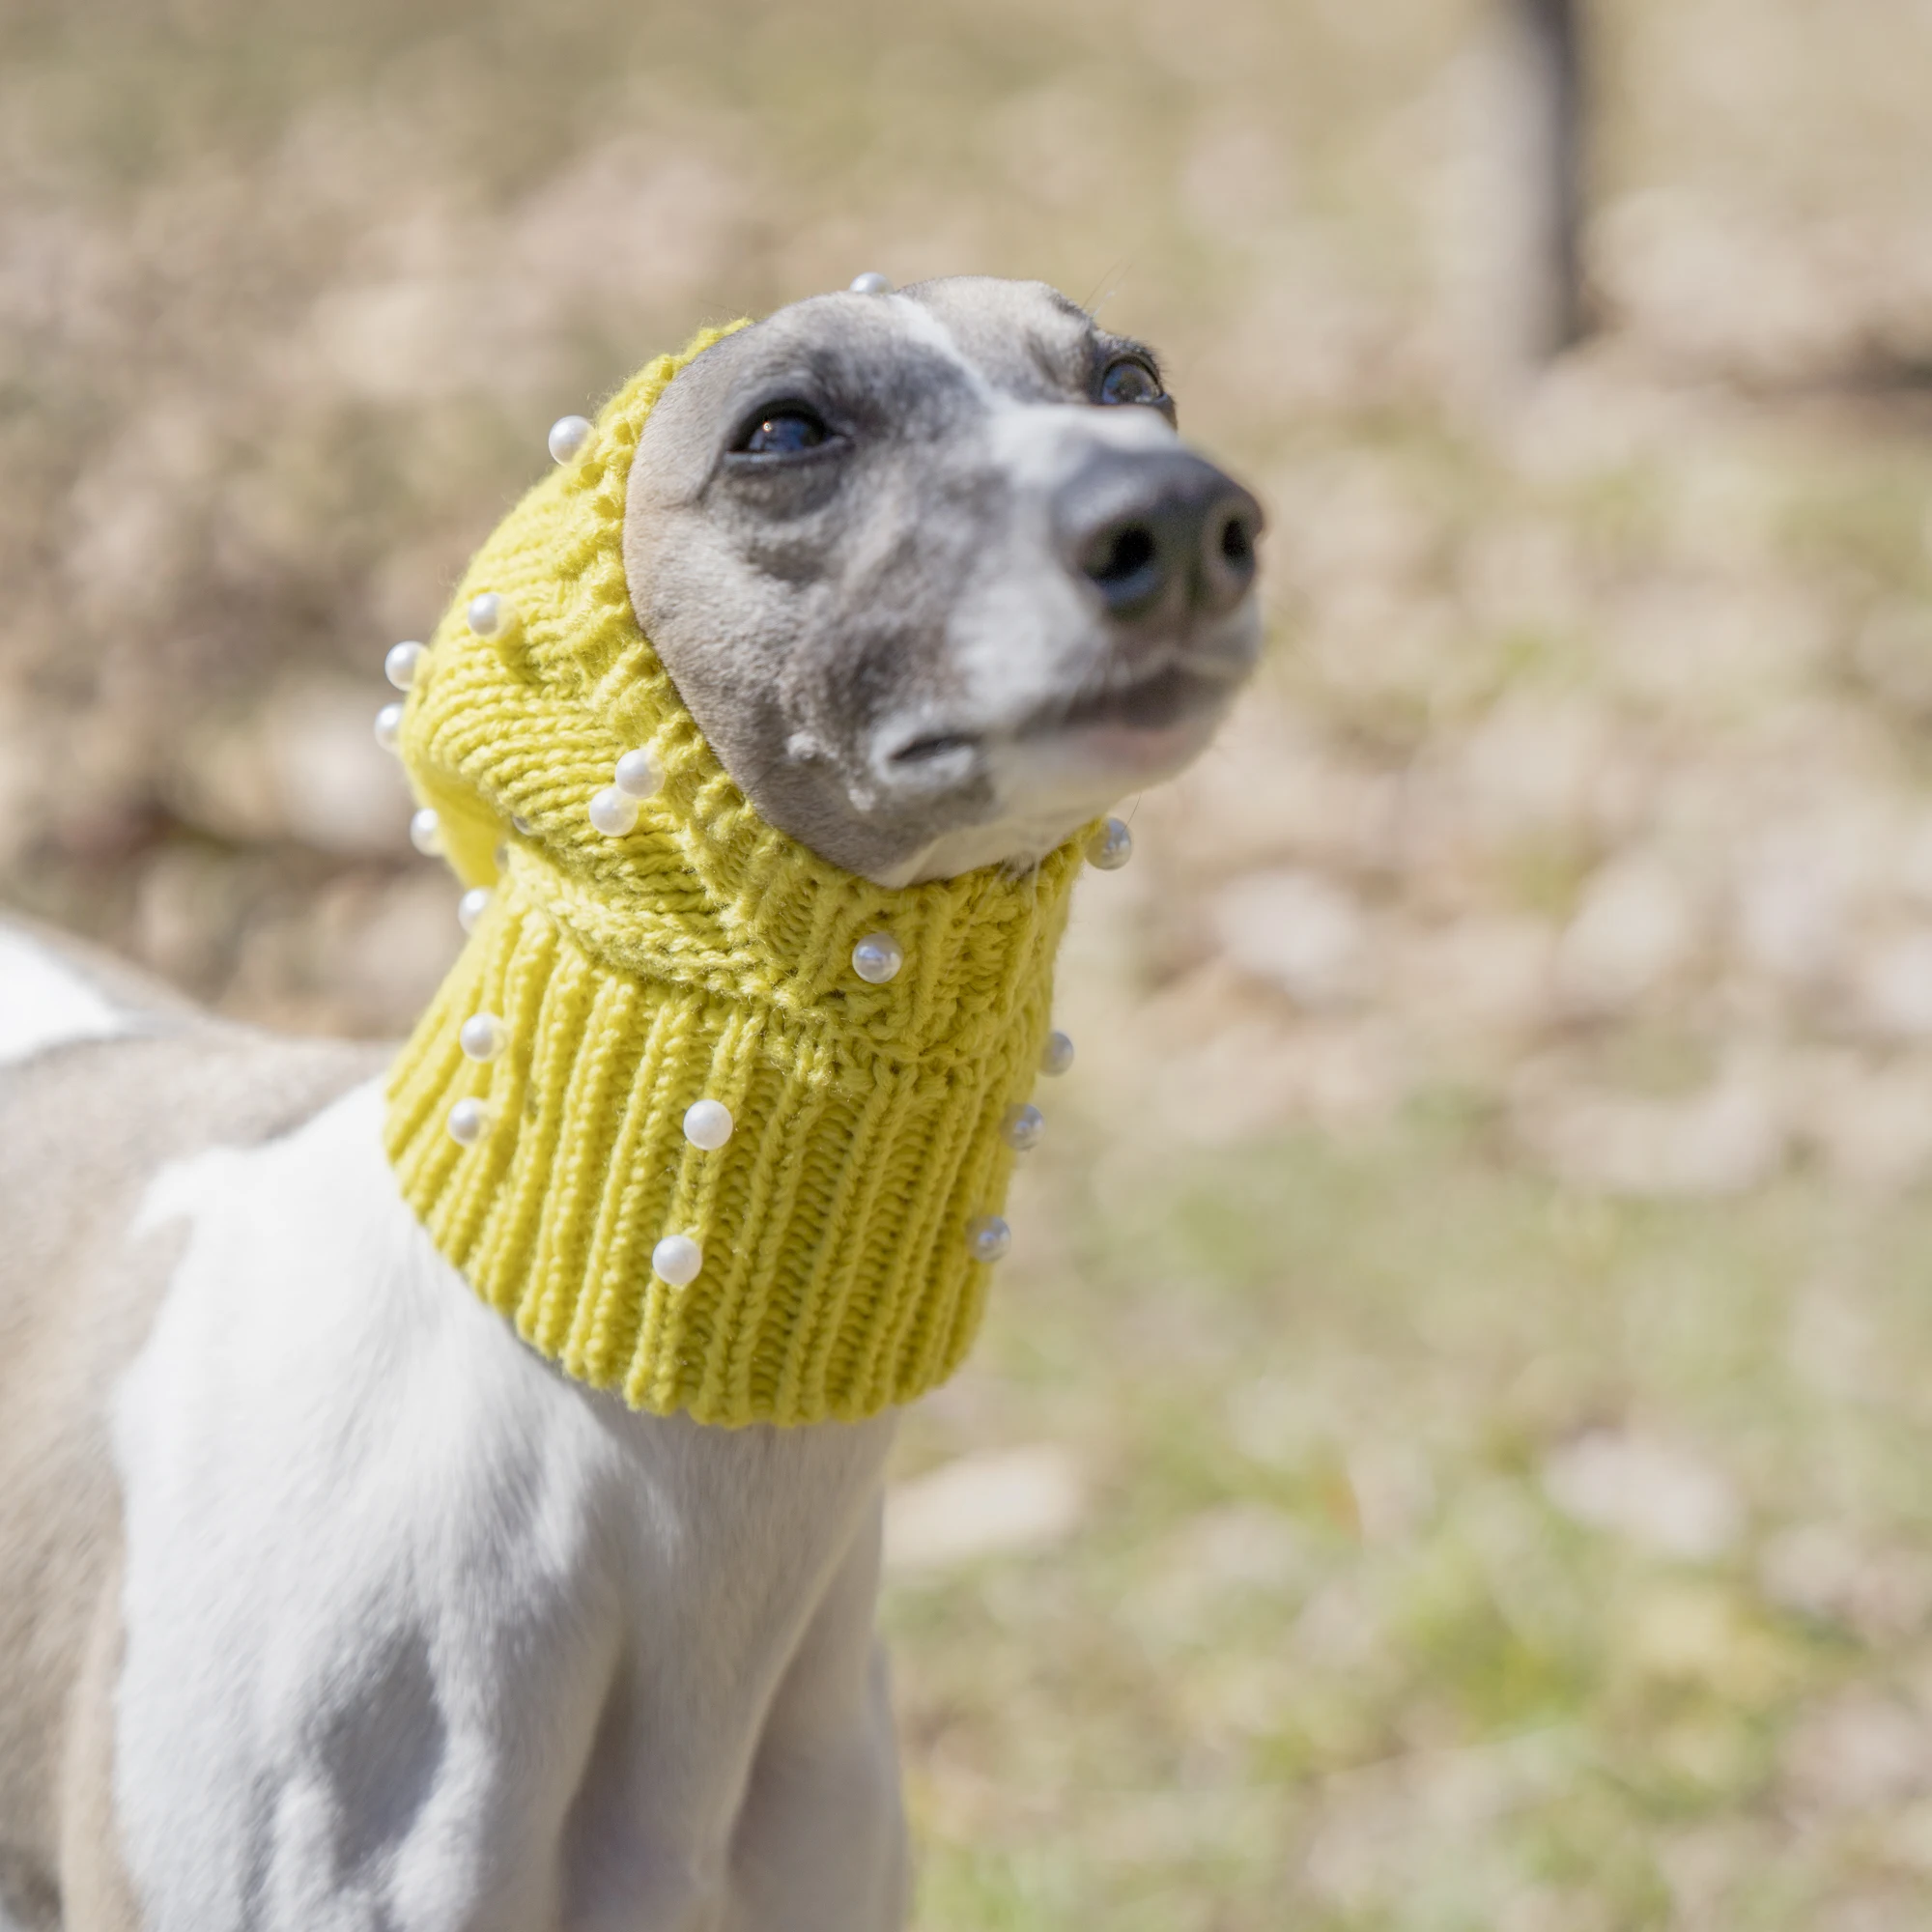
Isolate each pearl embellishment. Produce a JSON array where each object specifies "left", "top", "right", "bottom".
[
  {"left": 849, "top": 271, "right": 892, "bottom": 295},
  {"left": 410, "top": 808, "right": 443, "bottom": 856},
  {"left": 1087, "top": 816, "right": 1133, "bottom": 870},
  {"left": 852, "top": 932, "right": 903, "bottom": 983},
  {"left": 460, "top": 1012, "right": 505, "bottom": 1062},
  {"left": 467, "top": 592, "right": 516, "bottom": 640},
  {"left": 683, "top": 1099, "right": 733, "bottom": 1150},
  {"left": 548, "top": 414, "right": 594, "bottom": 464},
  {"left": 447, "top": 1097, "right": 489, "bottom": 1146},
  {"left": 967, "top": 1215, "right": 1011, "bottom": 1263},
  {"left": 1040, "top": 1030, "right": 1075, "bottom": 1076},
  {"left": 458, "top": 887, "right": 492, "bottom": 933},
  {"left": 1000, "top": 1103, "right": 1044, "bottom": 1152},
  {"left": 589, "top": 786, "right": 639, "bottom": 837},
  {"left": 384, "top": 640, "right": 425, "bottom": 690},
  {"left": 374, "top": 701, "right": 403, "bottom": 752},
  {"left": 653, "top": 1234, "right": 702, "bottom": 1287},
  {"left": 613, "top": 748, "right": 663, "bottom": 799}
]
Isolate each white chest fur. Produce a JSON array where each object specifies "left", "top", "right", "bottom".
[
  {"left": 112, "top": 1079, "right": 906, "bottom": 1931},
  {"left": 0, "top": 927, "right": 130, "bottom": 1065}
]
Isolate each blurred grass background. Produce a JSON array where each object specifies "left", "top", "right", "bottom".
[{"left": 11, "top": 0, "right": 1932, "bottom": 1923}]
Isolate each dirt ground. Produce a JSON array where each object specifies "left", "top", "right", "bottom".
[{"left": 10, "top": 1, "right": 1932, "bottom": 1922}]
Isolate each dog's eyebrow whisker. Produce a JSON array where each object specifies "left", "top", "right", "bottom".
[{"left": 1085, "top": 263, "right": 1135, "bottom": 322}]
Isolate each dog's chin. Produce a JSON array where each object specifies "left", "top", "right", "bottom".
[{"left": 1033, "top": 703, "right": 1223, "bottom": 796}]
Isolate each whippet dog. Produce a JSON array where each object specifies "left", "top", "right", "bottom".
[{"left": 0, "top": 275, "right": 1262, "bottom": 1931}]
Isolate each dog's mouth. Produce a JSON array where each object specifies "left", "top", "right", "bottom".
[
  {"left": 1040, "top": 660, "right": 1231, "bottom": 739},
  {"left": 885, "top": 662, "right": 1232, "bottom": 775}
]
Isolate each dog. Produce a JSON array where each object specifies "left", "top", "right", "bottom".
[{"left": 0, "top": 274, "right": 1262, "bottom": 1931}]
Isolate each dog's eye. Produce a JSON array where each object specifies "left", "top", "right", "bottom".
[
  {"left": 733, "top": 406, "right": 832, "bottom": 457},
  {"left": 1097, "top": 358, "right": 1165, "bottom": 409}
]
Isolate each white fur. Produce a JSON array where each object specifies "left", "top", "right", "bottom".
[
  {"left": 0, "top": 928, "right": 129, "bottom": 1065},
  {"left": 877, "top": 294, "right": 1000, "bottom": 401},
  {"left": 113, "top": 1078, "right": 905, "bottom": 1931},
  {"left": 868, "top": 400, "right": 1196, "bottom": 887}
]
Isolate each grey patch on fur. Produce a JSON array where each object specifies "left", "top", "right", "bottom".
[
  {"left": 319, "top": 1629, "right": 447, "bottom": 1883},
  {"left": 0, "top": 1851, "right": 58, "bottom": 1931},
  {"left": 624, "top": 274, "right": 1264, "bottom": 882}
]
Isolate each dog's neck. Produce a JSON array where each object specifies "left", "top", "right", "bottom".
[{"left": 385, "top": 828, "right": 1089, "bottom": 1428}]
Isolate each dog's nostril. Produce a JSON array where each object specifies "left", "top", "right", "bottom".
[
  {"left": 1061, "top": 452, "right": 1262, "bottom": 622},
  {"left": 1088, "top": 525, "right": 1157, "bottom": 586}
]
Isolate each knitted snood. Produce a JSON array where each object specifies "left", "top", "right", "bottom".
[{"left": 385, "top": 327, "right": 1093, "bottom": 1428}]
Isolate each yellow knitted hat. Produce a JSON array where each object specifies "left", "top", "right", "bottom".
[{"left": 384, "top": 326, "right": 1094, "bottom": 1427}]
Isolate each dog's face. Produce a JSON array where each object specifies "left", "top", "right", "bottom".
[{"left": 624, "top": 275, "right": 1264, "bottom": 885}]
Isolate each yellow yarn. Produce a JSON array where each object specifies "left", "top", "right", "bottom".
[{"left": 384, "top": 326, "right": 1094, "bottom": 1427}]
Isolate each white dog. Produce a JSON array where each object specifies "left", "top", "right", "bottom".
[{"left": 0, "top": 275, "right": 1261, "bottom": 1931}]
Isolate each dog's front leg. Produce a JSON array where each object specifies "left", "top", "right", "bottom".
[{"left": 723, "top": 1507, "right": 908, "bottom": 1932}]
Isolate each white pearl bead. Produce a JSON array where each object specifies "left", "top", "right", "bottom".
[
  {"left": 613, "top": 748, "right": 663, "bottom": 799},
  {"left": 374, "top": 701, "right": 404, "bottom": 752},
  {"left": 848, "top": 271, "right": 892, "bottom": 295},
  {"left": 852, "top": 932, "right": 903, "bottom": 983},
  {"left": 510, "top": 815, "right": 533, "bottom": 836},
  {"left": 548, "top": 413, "right": 594, "bottom": 464},
  {"left": 460, "top": 1012, "right": 505, "bottom": 1062},
  {"left": 1087, "top": 816, "right": 1133, "bottom": 870},
  {"left": 588, "top": 786, "right": 639, "bottom": 837},
  {"left": 1040, "top": 1030, "right": 1075, "bottom": 1076},
  {"left": 458, "top": 887, "right": 492, "bottom": 933},
  {"left": 410, "top": 808, "right": 443, "bottom": 856},
  {"left": 467, "top": 592, "right": 517, "bottom": 640},
  {"left": 967, "top": 1215, "right": 1011, "bottom": 1264},
  {"left": 683, "top": 1098, "right": 733, "bottom": 1150},
  {"left": 1000, "top": 1103, "right": 1044, "bottom": 1152},
  {"left": 384, "top": 640, "right": 425, "bottom": 690},
  {"left": 447, "top": 1097, "right": 489, "bottom": 1146},
  {"left": 653, "top": 1234, "right": 702, "bottom": 1288}
]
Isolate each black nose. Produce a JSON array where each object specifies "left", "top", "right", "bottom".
[{"left": 1059, "top": 450, "right": 1263, "bottom": 624}]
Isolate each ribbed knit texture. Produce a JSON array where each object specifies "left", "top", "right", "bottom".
[{"left": 384, "top": 327, "right": 1093, "bottom": 1426}]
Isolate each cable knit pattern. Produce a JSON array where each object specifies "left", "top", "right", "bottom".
[{"left": 384, "top": 327, "right": 1094, "bottom": 1426}]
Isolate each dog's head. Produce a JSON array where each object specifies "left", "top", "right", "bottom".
[{"left": 624, "top": 275, "right": 1264, "bottom": 885}]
